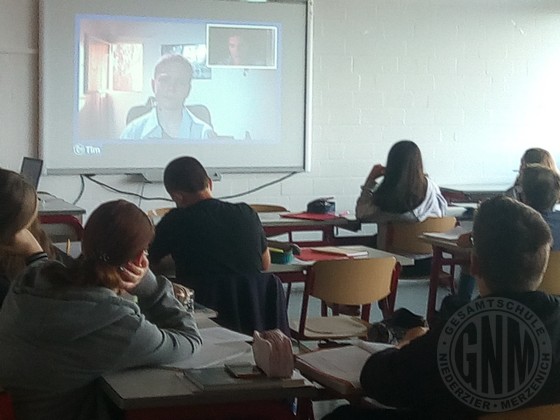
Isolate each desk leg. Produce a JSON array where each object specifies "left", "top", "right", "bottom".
[
  {"left": 296, "top": 397, "right": 314, "bottom": 420},
  {"left": 427, "top": 246, "right": 443, "bottom": 325},
  {"left": 323, "top": 226, "right": 336, "bottom": 245}
]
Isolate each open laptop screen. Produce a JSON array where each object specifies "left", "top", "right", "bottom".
[{"left": 20, "top": 157, "right": 43, "bottom": 189}]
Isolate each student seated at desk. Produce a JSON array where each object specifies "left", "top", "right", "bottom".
[
  {"left": 0, "top": 197, "right": 202, "bottom": 420},
  {"left": 520, "top": 164, "right": 560, "bottom": 250},
  {"left": 355, "top": 140, "right": 447, "bottom": 224},
  {"left": 459, "top": 163, "right": 560, "bottom": 301},
  {"left": 149, "top": 156, "right": 270, "bottom": 281},
  {"left": 355, "top": 140, "right": 447, "bottom": 275},
  {"left": 325, "top": 196, "right": 560, "bottom": 420},
  {"left": 505, "top": 147, "right": 558, "bottom": 200},
  {"left": 149, "top": 156, "right": 289, "bottom": 336},
  {"left": 0, "top": 169, "right": 69, "bottom": 307}
]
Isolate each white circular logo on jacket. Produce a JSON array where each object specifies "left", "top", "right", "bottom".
[{"left": 437, "top": 297, "right": 552, "bottom": 412}]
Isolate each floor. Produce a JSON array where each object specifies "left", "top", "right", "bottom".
[{"left": 286, "top": 275, "right": 476, "bottom": 419}]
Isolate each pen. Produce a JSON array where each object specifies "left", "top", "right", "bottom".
[{"left": 66, "top": 239, "right": 71, "bottom": 255}]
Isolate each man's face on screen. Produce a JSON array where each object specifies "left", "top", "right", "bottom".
[
  {"left": 228, "top": 35, "right": 247, "bottom": 65},
  {"left": 152, "top": 62, "right": 192, "bottom": 111}
]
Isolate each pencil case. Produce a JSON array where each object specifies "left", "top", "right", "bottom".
[{"left": 269, "top": 247, "right": 293, "bottom": 264}]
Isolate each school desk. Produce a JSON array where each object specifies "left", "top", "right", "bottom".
[
  {"left": 37, "top": 192, "right": 86, "bottom": 220},
  {"left": 258, "top": 212, "right": 363, "bottom": 247},
  {"left": 440, "top": 184, "right": 510, "bottom": 204},
  {"left": 100, "top": 319, "right": 318, "bottom": 420}
]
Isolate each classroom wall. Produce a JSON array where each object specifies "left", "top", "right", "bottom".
[{"left": 1, "top": 0, "right": 560, "bottom": 218}]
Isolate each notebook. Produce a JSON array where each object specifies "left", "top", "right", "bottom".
[
  {"left": 20, "top": 157, "right": 43, "bottom": 189},
  {"left": 295, "top": 341, "right": 394, "bottom": 394}
]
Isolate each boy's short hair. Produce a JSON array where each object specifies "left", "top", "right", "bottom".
[
  {"left": 154, "top": 54, "right": 193, "bottom": 80},
  {"left": 163, "top": 156, "right": 210, "bottom": 194},
  {"left": 473, "top": 196, "right": 552, "bottom": 293},
  {"left": 520, "top": 164, "right": 560, "bottom": 213}
]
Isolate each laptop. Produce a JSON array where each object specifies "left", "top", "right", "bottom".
[{"left": 20, "top": 157, "right": 43, "bottom": 189}]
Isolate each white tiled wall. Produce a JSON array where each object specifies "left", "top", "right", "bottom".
[{"left": 1, "top": 0, "right": 560, "bottom": 218}]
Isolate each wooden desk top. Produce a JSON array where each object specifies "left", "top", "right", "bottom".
[
  {"left": 37, "top": 193, "right": 85, "bottom": 217},
  {"left": 258, "top": 212, "right": 361, "bottom": 230},
  {"left": 101, "top": 320, "right": 318, "bottom": 409},
  {"left": 418, "top": 234, "right": 472, "bottom": 255},
  {"left": 268, "top": 246, "right": 415, "bottom": 274},
  {"left": 101, "top": 368, "right": 317, "bottom": 410}
]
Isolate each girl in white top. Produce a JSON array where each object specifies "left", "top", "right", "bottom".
[{"left": 356, "top": 140, "right": 447, "bottom": 223}]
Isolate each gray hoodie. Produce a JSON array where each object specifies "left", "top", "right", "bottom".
[{"left": 0, "top": 256, "right": 202, "bottom": 420}]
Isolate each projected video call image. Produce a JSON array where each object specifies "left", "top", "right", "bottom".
[
  {"left": 207, "top": 25, "right": 277, "bottom": 68},
  {"left": 76, "top": 15, "right": 282, "bottom": 147}
]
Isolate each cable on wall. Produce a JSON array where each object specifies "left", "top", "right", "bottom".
[
  {"left": 216, "top": 172, "right": 297, "bottom": 200},
  {"left": 72, "top": 175, "right": 86, "bottom": 205},
  {"left": 77, "top": 172, "right": 299, "bottom": 203}
]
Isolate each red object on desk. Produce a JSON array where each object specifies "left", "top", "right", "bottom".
[
  {"left": 280, "top": 212, "right": 342, "bottom": 221},
  {"left": 297, "top": 248, "right": 347, "bottom": 262}
]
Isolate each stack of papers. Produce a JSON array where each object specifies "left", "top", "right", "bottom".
[
  {"left": 310, "top": 246, "right": 369, "bottom": 258},
  {"left": 163, "top": 327, "right": 253, "bottom": 370},
  {"left": 422, "top": 226, "right": 468, "bottom": 241}
]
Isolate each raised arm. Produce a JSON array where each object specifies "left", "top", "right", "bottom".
[{"left": 115, "top": 255, "right": 202, "bottom": 368}]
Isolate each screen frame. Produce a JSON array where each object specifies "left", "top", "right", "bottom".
[{"left": 39, "top": 0, "right": 312, "bottom": 177}]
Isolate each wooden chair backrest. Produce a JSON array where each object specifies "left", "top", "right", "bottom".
[
  {"left": 309, "top": 257, "right": 396, "bottom": 305},
  {"left": 539, "top": 250, "right": 560, "bottom": 295},
  {"left": 381, "top": 216, "right": 457, "bottom": 254},
  {"left": 146, "top": 207, "right": 172, "bottom": 224},
  {"left": 39, "top": 215, "right": 84, "bottom": 243},
  {"left": 250, "top": 204, "right": 289, "bottom": 213}
]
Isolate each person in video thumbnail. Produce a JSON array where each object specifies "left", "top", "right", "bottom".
[
  {"left": 226, "top": 33, "right": 248, "bottom": 66},
  {"left": 120, "top": 54, "right": 215, "bottom": 140}
]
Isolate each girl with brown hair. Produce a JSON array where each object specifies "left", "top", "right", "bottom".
[{"left": 0, "top": 196, "right": 202, "bottom": 420}]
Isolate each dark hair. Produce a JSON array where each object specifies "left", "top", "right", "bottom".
[
  {"left": 164, "top": 156, "right": 210, "bottom": 194},
  {"left": 0, "top": 168, "right": 37, "bottom": 244},
  {"left": 473, "top": 196, "right": 551, "bottom": 292},
  {"left": 372, "top": 140, "right": 428, "bottom": 213},
  {"left": 520, "top": 164, "right": 560, "bottom": 213},
  {"left": 66, "top": 200, "right": 154, "bottom": 289},
  {"left": 154, "top": 54, "right": 193, "bottom": 80}
]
